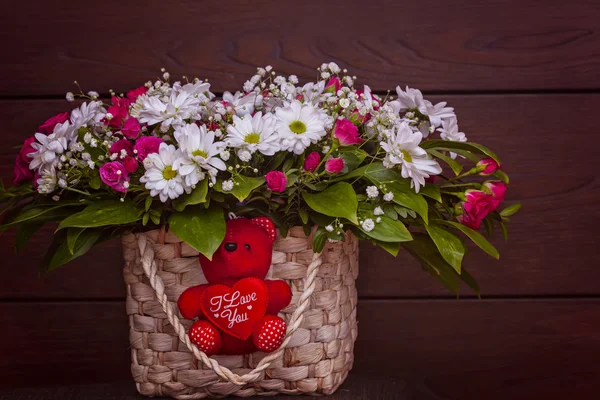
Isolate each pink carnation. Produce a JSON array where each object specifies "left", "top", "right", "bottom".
[
  {"left": 265, "top": 171, "right": 287, "bottom": 193},
  {"left": 99, "top": 161, "right": 129, "bottom": 193},
  {"left": 334, "top": 119, "right": 363, "bottom": 145},
  {"left": 110, "top": 139, "right": 133, "bottom": 157},
  {"left": 325, "top": 158, "right": 344, "bottom": 174},
  {"left": 133, "top": 136, "right": 163, "bottom": 161},
  {"left": 483, "top": 181, "right": 507, "bottom": 210},
  {"left": 457, "top": 190, "right": 494, "bottom": 230},
  {"left": 122, "top": 117, "right": 141, "bottom": 139},
  {"left": 38, "top": 112, "right": 69, "bottom": 134},
  {"left": 13, "top": 137, "right": 36, "bottom": 185},
  {"left": 106, "top": 96, "right": 131, "bottom": 128},
  {"left": 304, "top": 152, "right": 321, "bottom": 172},
  {"left": 325, "top": 77, "right": 341, "bottom": 93},
  {"left": 126, "top": 86, "right": 148, "bottom": 102}
]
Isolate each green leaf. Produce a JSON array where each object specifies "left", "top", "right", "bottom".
[
  {"left": 420, "top": 140, "right": 501, "bottom": 165},
  {"left": 460, "top": 267, "right": 481, "bottom": 298},
  {"left": 500, "top": 221, "right": 509, "bottom": 241},
  {"left": 427, "top": 149, "right": 463, "bottom": 176},
  {"left": 402, "top": 234, "right": 460, "bottom": 295},
  {"left": 299, "top": 208, "right": 309, "bottom": 224},
  {"left": 374, "top": 240, "right": 401, "bottom": 257},
  {"left": 67, "top": 228, "right": 85, "bottom": 255},
  {"left": 419, "top": 184, "right": 441, "bottom": 203},
  {"left": 44, "top": 229, "right": 103, "bottom": 271},
  {"left": 425, "top": 223, "right": 465, "bottom": 273},
  {"left": 336, "top": 162, "right": 429, "bottom": 223},
  {"left": 144, "top": 196, "right": 153, "bottom": 212},
  {"left": 89, "top": 170, "right": 101, "bottom": 190},
  {"left": 434, "top": 219, "right": 499, "bottom": 259},
  {"left": 494, "top": 170, "right": 510, "bottom": 184},
  {"left": 15, "top": 222, "right": 44, "bottom": 253},
  {"left": 142, "top": 212, "right": 150, "bottom": 226},
  {"left": 338, "top": 147, "right": 368, "bottom": 174},
  {"left": 3, "top": 204, "right": 78, "bottom": 229},
  {"left": 302, "top": 182, "right": 358, "bottom": 224},
  {"left": 168, "top": 205, "right": 226, "bottom": 260},
  {"left": 500, "top": 203, "right": 522, "bottom": 217},
  {"left": 57, "top": 199, "right": 142, "bottom": 230},
  {"left": 357, "top": 207, "right": 412, "bottom": 243},
  {"left": 312, "top": 228, "right": 327, "bottom": 253},
  {"left": 216, "top": 176, "right": 265, "bottom": 202},
  {"left": 173, "top": 178, "right": 209, "bottom": 211},
  {"left": 267, "top": 151, "right": 287, "bottom": 171},
  {"left": 383, "top": 204, "right": 398, "bottom": 220}
]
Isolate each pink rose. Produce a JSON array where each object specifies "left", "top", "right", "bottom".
[
  {"left": 265, "top": 171, "right": 287, "bottom": 193},
  {"left": 477, "top": 158, "right": 500, "bottom": 176},
  {"left": 123, "top": 156, "right": 139, "bottom": 173},
  {"left": 325, "top": 158, "right": 344, "bottom": 174},
  {"left": 325, "top": 77, "right": 341, "bottom": 93},
  {"left": 13, "top": 137, "right": 36, "bottom": 185},
  {"left": 122, "top": 117, "right": 141, "bottom": 139},
  {"left": 38, "top": 112, "right": 69, "bottom": 134},
  {"left": 106, "top": 96, "right": 131, "bottom": 128},
  {"left": 334, "top": 118, "right": 363, "bottom": 145},
  {"left": 458, "top": 190, "right": 495, "bottom": 230},
  {"left": 304, "top": 152, "right": 321, "bottom": 172},
  {"left": 126, "top": 86, "right": 148, "bottom": 103},
  {"left": 110, "top": 139, "right": 133, "bottom": 157},
  {"left": 483, "top": 181, "right": 507, "bottom": 210},
  {"left": 99, "top": 161, "right": 129, "bottom": 193},
  {"left": 133, "top": 136, "right": 163, "bottom": 161}
]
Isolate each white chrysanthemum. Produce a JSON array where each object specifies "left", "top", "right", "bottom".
[
  {"left": 299, "top": 81, "right": 325, "bottom": 104},
  {"left": 380, "top": 121, "right": 442, "bottom": 193},
  {"left": 226, "top": 112, "right": 280, "bottom": 156},
  {"left": 140, "top": 143, "right": 190, "bottom": 202},
  {"left": 222, "top": 91, "right": 263, "bottom": 116},
  {"left": 361, "top": 218, "right": 375, "bottom": 232},
  {"left": 275, "top": 101, "right": 328, "bottom": 155},
  {"left": 438, "top": 117, "right": 467, "bottom": 159},
  {"left": 393, "top": 86, "right": 455, "bottom": 134},
  {"left": 173, "top": 81, "right": 214, "bottom": 103},
  {"left": 29, "top": 122, "right": 72, "bottom": 170},
  {"left": 173, "top": 123, "right": 226, "bottom": 185},
  {"left": 70, "top": 101, "right": 106, "bottom": 130},
  {"left": 137, "top": 90, "right": 200, "bottom": 128},
  {"left": 366, "top": 186, "right": 379, "bottom": 198}
]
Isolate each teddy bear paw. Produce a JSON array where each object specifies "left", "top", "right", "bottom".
[
  {"left": 253, "top": 315, "right": 287, "bottom": 353},
  {"left": 189, "top": 320, "right": 222, "bottom": 355}
]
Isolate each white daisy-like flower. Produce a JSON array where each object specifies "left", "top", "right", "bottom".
[
  {"left": 383, "top": 192, "right": 394, "bottom": 202},
  {"left": 222, "top": 91, "right": 263, "bottom": 116},
  {"left": 438, "top": 117, "right": 467, "bottom": 159},
  {"left": 373, "top": 206, "right": 384, "bottom": 216},
  {"left": 173, "top": 123, "right": 226, "bottom": 186},
  {"left": 173, "top": 81, "right": 214, "bottom": 103},
  {"left": 366, "top": 186, "right": 379, "bottom": 199},
  {"left": 136, "top": 90, "right": 200, "bottom": 128},
  {"left": 275, "top": 101, "right": 328, "bottom": 155},
  {"left": 299, "top": 81, "right": 326, "bottom": 105},
  {"left": 36, "top": 165, "right": 57, "bottom": 194},
  {"left": 222, "top": 179, "right": 234, "bottom": 192},
  {"left": 361, "top": 218, "right": 375, "bottom": 232},
  {"left": 70, "top": 101, "right": 106, "bottom": 131},
  {"left": 226, "top": 112, "right": 280, "bottom": 156},
  {"left": 140, "top": 143, "right": 190, "bottom": 202},
  {"left": 393, "top": 86, "right": 455, "bottom": 134},
  {"left": 29, "top": 122, "right": 72, "bottom": 170},
  {"left": 380, "top": 121, "right": 442, "bottom": 193}
]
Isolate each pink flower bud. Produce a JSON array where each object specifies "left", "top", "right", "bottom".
[
  {"left": 304, "top": 152, "right": 321, "bottom": 172},
  {"left": 325, "top": 158, "right": 344, "bottom": 174},
  {"left": 477, "top": 158, "right": 500, "bottom": 176},
  {"left": 265, "top": 171, "right": 287, "bottom": 193},
  {"left": 324, "top": 77, "right": 341, "bottom": 93}
]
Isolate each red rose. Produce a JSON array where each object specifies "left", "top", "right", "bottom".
[
  {"left": 325, "top": 158, "right": 344, "bottom": 174},
  {"left": 122, "top": 117, "right": 141, "bottom": 139},
  {"left": 123, "top": 156, "right": 139, "bottom": 173},
  {"left": 265, "top": 171, "right": 287, "bottom": 193},
  {"left": 38, "top": 112, "right": 69, "bottom": 134},
  {"left": 334, "top": 118, "right": 363, "bottom": 145},
  {"left": 303, "top": 152, "right": 321, "bottom": 172},
  {"left": 126, "top": 86, "right": 148, "bottom": 102},
  {"left": 13, "top": 137, "right": 36, "bottom": 185},
  {"left": 99, "top": 161, "right": 129, "bottom": 193}
]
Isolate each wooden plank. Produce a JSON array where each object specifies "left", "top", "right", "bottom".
[
  {"left": 2, "top": 300, "right": 599, "bottom": 399},
  {"left": 1, "top": 1, "right": 600, "bottom": 95},
  {"left": 0, "top": 94, "right": 599, "bottom": 298}
]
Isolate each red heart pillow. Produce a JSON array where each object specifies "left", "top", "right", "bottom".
[{"left": 200, "top": 278, "right": 269, "bottom": 340}]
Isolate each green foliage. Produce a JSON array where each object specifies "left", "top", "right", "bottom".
[
  {"left": 434, "top": 219, "right": 499, "bottom": 259},
  {"left": 168, "top": 205, "right": 226, "bottom": 260},
  {"left": 302, "top": 182, "right": 358, "bottom": 224},
  {"left": 215, "top": 176, "right": 265, "bottom": 202},
  {"left": 425, "top": 223, "right": 465, "bottom": 273},
  {"left": 57, "top": 199, "right": 142, "bottom": 230},
  {"left": 173, "top": 179, "right": 209, "bottom": 211}
]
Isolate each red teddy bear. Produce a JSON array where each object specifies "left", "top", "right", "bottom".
[{"left": 177, "top": 217, "right": 292, "bottom": 355}]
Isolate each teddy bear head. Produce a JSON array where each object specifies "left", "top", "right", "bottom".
[{"left": 199, "top": 217, "right": 276, "bottom": 286}]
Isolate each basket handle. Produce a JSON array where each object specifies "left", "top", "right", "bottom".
[{"left": 137, "top": 232, "right": 322, "bottom": 386}]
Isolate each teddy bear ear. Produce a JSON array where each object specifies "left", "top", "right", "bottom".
[{"left": 251, "top": 217, "right": 277, "bottom": 243}]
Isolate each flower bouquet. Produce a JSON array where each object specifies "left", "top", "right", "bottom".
[{"left": 1, "top": 62, "right": 520, "bottom": 397}]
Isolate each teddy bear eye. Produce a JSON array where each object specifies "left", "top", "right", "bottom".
[
  {"left": 245, "top": 244, "right": 251, "bottom": 250},
  {"left": 224, "top": 243, "right": 237, "bottom": 252}
]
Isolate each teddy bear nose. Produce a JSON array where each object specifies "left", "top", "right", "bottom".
[{"left": 224, "top": 243, "right": 237, "bottom": 252}]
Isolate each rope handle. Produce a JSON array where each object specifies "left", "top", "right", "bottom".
[{"left": 137, "top": 232, "right": 322, "bottom": 386}]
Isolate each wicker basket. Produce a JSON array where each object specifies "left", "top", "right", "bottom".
[{"left": 121, "top": 226, "right": 359, "bottom": 398}]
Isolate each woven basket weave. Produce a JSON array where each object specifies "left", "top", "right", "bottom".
[{"left": 121, "top": 226, "right": 359, "bottom": 398}]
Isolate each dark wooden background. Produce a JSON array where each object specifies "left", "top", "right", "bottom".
[{"left": 2, "top": 1, "right": 600, "bottom": 399}]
